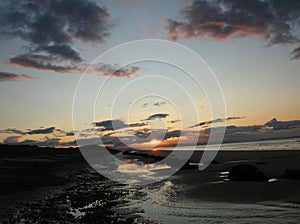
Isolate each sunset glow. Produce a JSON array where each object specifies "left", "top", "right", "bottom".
[{"left": 150, "top": 139, "right": 160, "bottom": 145}]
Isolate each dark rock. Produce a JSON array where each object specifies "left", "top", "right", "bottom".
[{"left": 229, "top": 164, "right": 268, "bottom": 182}]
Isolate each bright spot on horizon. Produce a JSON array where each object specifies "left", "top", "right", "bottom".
[{"left": 150, "top": 139, "right": 160, "bottom": 145}]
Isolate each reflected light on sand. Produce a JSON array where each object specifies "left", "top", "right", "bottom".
[{"left": 117, "top": 163, "right": 171, "bottom": 174}]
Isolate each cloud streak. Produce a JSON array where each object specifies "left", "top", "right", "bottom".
[
  {"left": 34, "top": 44, "right": 82, "bottom": 62},
  {"left": 0, "top": 71, "right": 36, "bottom": 82},
  {"left": 1, "top": 127, "right": 56, "bottom": 135},
  {"left": 143, "top": 113, "right": 169, "bottom": 121},
  {"left": 93, "top": 119, "right": 127, "bottom": 132},
  {"left": 189, "top": 116, "right": 245, "bottom": 128},
  {"left": 27, "top": 127, "right": 56, "bottom": 135},
  {"left": 291, "top": 46, "right": 300, "bottom": 60},
  {"left": 93, "top": 119, "right": 149, "bottom": 132},
  {"left": 142, "top": 101, "right": 166, "bottom": 108},
  {"left": 8, "top": 55, "right": 141, "bottom": 77},
  {"left": 9, "top": 54, "right": 80, "bottom": 73},
  {"left": 86, "top": 63, "right": 140, "bottom": 78}
]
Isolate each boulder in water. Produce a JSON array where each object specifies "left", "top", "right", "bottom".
[{"left": 229, "top": 164, "right": 268, "bottom": 182}]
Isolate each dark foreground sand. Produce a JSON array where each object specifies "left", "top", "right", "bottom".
[
  {"left": 1, "top": 145, "right": 300, "bottom": 222},
  {"left": 0, "top": 145, "right": 87, "bottom": 222}
]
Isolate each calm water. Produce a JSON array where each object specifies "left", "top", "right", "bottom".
[{"left": 215, "top": 137, "right": 300, "bottom": 151}]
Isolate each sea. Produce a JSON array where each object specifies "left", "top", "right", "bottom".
[{"left": 201, "top": 137, "right": 300, "bottom": 151}]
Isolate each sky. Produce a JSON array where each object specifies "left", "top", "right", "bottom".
[{"left": 0, "top": 0, "right": 300, "bottom": 148}]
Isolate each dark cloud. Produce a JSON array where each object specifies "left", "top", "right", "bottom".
[
  {"left": 224, "top": 125, "right": 262, "bottom": 134},
  {"left": 1, "top": 126, "right": 56, "bottom": 135},
  {"left": 134, "top": 128, "right": 151, "bottom": 138},
  {"left": 143, "top": 113, "right": 169, "bottom": 121},
  {"left": 9, "top": 55, "right": 140, "bottom": 77},
  {"left": 0, "top": 128, "right": 25, "bottom": 135},
  {"left": 93, "top": 119, "right": 148, "bottom": 133},
  {"left": 163, "top": 130, "right": 181, "bottom": 140},
  {"left": 133, "top": 129, "right": 181, "bottom": 140},
  {"left": 291, "top": 46, "right": 300, "bottom": 60},
  {"left": 170, "top": 119, "right": 180, "bottom": 124},
  {"left": 34, "top": 44, "right": 81, "bottom": 62},
  {"left": 129, "top": 122, "right": 148, "bottom": 128},
  {"left": 166, "top": 0, "right": 300, "bottom": 58},
  {"left": 27, "top": 127, "right": 56, "bottom": 135},
  {"left": 93, "top": 119, "right": 127, "bottom": 131},
  {"left": 153, "top": 101, "right": 166, "bottom": 107},
  {"left": 2, "top": 136, "right": 71, "bottom": 147},
  {"left": 101, "top": 128, "right": 181, "bottom": 148},
  {"left": 1, "top": 127, "right": 78, "bottom": 147},
  {"left": 0, "top": 71, "right": 36, "bottom": 82},
  {"left": 0, "top": 0, "right": 111, "bottom": 69},
  {"left": 65, "top": 131, "right": 75, "bottom": 136},
  {"left": 200, "top": 124, "right": 263, "bottom": 143},
  {"left": 9, "top": 54, "right": 80, "bottom": 73},
  {"left": 87, "top": 63, "right": 140, "bottom": 78},
  {"left": 141, "top": 102, "right": 166, "bottom": 108},
  {"left": 141, "top": 103, "right": 149, "bottom": 108},
  {"left": 189, "top": 116, "right": 245, "bottom": 128},
  {"left": 0, "top": 0, "right": 110, "bottom": 45},
  {"left": 55, "top": 129, "right": 75, "bottom": 137},
  {"left": 227, "top": 116, "right": 245, "bottom": 120},
  {"left": 265, "top": 118, "right": 300, "bottom": 130},
  {"left": 100, "top": 134, "right": 127, "bottom": 148},
  {"left": 203, "top": 118, "right": 300, "bottom": 138}
]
